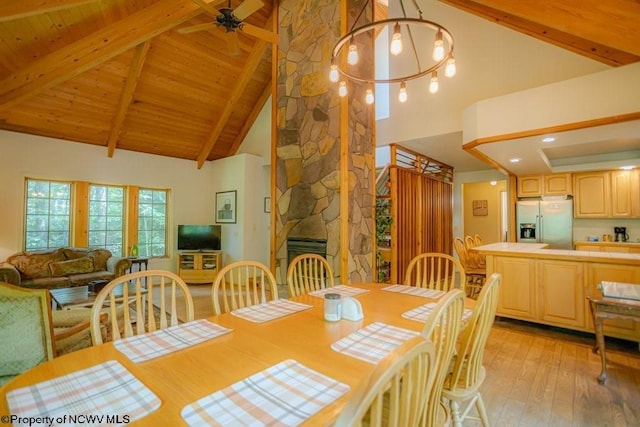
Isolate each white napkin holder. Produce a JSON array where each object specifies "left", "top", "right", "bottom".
[{"left": 341, "top": 296, "right": 364, "bottom": 321}]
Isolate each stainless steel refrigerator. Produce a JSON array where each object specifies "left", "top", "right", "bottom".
[{"left": 516, "top": 199, "right": 573, "bottom": 249}]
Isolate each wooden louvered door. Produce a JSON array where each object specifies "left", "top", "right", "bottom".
[{"left": 391, "top": 167, "right": 453, "bottom": 283}]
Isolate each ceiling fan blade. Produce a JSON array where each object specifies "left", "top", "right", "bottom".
[
  {"left": 191, "top": 0, "right": 225, "bottom": 18},
  {"left": 233, "top": 0, "right": 264, "bottom": 21},
  {"left": 226, "top": 31, "right": 241, "bottom": 56},
  {"left": 177, "top": 22, "right": 218, "bottom": 34},
  {"left": 241, "top": 23, "right": 277, "bottom": 44}
]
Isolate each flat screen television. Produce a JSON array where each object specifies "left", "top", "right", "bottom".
[{"left": 177, "top": 225, "right": 221, "bottom": 251}]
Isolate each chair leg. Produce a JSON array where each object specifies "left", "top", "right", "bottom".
[
  {"left": 475, "top": 392, "right": 490, "bottom": 427},
  {"left": 449, "top": 399, "right": 463, "bottom": 427}
]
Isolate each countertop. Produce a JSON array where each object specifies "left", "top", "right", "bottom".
[
  {"left": 574, "top": 240, "right": 640, "bottom": 247},
  {"left": 473, "top": 242, "right": 640, "bottom": 264}
]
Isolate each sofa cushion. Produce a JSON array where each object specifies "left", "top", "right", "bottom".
[
  {"left": 49, "top": 257, "right": 94, "bottom": 277},
  {"left": 7, "top": 248, "right": 65, "bottom": 280},
  {"left": 21, "top": 277, "right": 71, "bottom": 290},
  {"left": 87, "top": 250, "right": 112, "bottom": 271}
]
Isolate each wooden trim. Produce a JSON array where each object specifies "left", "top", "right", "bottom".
[
  {"left": 0, "top": 0, "right": 207, "bottom": 110},
  {"left": 72, "top": 182, "right": 89, "bottom": 247},
  {"left": 107, "top": 41, "right": 151, "bottom": 157},
  {"left": 126, "top": 186, "right": 139, "bottom": 254},
  {"left": 270, "top": 0, "right": 278, "bottom": 276},
  {"left": 0, "top": 0, "right": 98, "bottom": 22},
  {"left": 462, "top": 112, "right": 640, "bottom": 174},
  {"left": 439, "top": 0, "right": 640, "bottom": 66}
]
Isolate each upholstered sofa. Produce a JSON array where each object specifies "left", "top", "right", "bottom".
[{"left": 0, "top": 247, "right": 131, "bottom": 290}]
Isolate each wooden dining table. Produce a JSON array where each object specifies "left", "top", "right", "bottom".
[{"left": 0, "top": 283, "right": 474, "bottom": 426}]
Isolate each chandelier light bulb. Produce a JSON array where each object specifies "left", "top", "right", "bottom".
[
  {"left": 398, "top": 81, "right": 407, "bottom": 103},
  {"left": 365, "top": 88, "right": 375, "bottom": 105},
  {"left": 433, "top": 30, "right": 444, "bottom": 61},
  {"left": 429, "top": 71, "right": 439, "bottom": 94},
  {"left": 338, "top": 81, "right": 348, "bottom": 97},
  {"left": 329, "top": 64, "right": 339, "bottom": 82},
  {"left": 347, "top": 43, "right": 359, "bottom": 65},
  {"left": 390, "top": 22, "right": 403, "bottom": 56},
  {"left": 445, "top": 58, "right": 456, "bottom": 78}
]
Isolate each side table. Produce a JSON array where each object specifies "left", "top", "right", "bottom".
[
  {"left": 127, "top": 256, "right": 149, "bottom": 274},
  {"left": 587, "top": 294, "right": 640, "bottom": 385}
]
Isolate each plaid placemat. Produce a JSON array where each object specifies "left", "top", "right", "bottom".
[
  {"left": 402, "top": 302, "right": 473, "bottom": 323},
  {"left": 231, "top": 299, "right": 313, "bottom": 323},
  {"left": 331, "top": 322, "right": 420, "bottom": 364},
  {"left": 181, "top": 359, "right": 349, "bottom": 426},
  {"left": 382, "top": 284, "right": 446, "bottom": 299},
  {"left": 114, "top": 319, "right": 232, "bottom": 363},
  {"left": 308, "top": 284, "right": 370, "bottom": 298},
  {"left": 6, "top": 360, "right": 160, "bottom": 426}
]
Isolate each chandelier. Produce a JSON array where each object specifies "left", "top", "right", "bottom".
[{"left": 329, "top": 0, "right": 456, "bottom": 104}]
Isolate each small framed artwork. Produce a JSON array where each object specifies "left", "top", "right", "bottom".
[
  {"left": 264, "top": 197, "right": 271, "bottom": 213},
  {"left": 472, "top": 199, "right": 488, "bottom": 216},
  {"left": 216, "top": 190, "right": 237, "bottom": 224}
]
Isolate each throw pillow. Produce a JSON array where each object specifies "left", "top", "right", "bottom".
[{"left": 49, "top": 257, "right": 94, "bottom": 277}]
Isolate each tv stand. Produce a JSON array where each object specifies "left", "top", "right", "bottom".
[{"left": 177, "top": 251, "right": 222, "bottom": 284}]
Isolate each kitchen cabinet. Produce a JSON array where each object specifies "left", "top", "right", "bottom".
[
  {"left": 538, "top": 260, "right": 584, "bottom": 328},
  {"left": 516, "top": 173, "right": 572, "bottom": 198},
  {"left": 573, "top": 172, "right": 610, "bottom": 217},
  {"left": 574, "top": 169, "right": 640, "bottom": 218},
  {"left": 479, "top": 243, "right": 640, "bottom": 343},
  {"left": 494, "top": 257, "right": 537, "bottom": 320}
]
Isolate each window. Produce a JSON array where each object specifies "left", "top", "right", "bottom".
[
  {"left": 23, "top": 179, "right": 170, "bottom": 258},
  {"left": 88, "top": 185, "right": 124, "bottom": 256},
  {"left": 137, "top": 188, "right": 167, "bottom": 257},
  {"left": 24, "top": 180, "right": 71, "bottom": 251}
]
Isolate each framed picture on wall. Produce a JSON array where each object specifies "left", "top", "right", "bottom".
[
  {"left": 216, "top": 190, "right": 237, "bottom": 223},
  {"left": 472, "top": 199, "right": 488, "bottom": 216}
]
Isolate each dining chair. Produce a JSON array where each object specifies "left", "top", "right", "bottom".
[
  {"left": 442, "top": 273, "right": 501, "bottom": 427},
  {"left": 90, "top": 270, "right": 194, "bottom": 345},
  {"left": 287, "top": 253, "right": 334, "bottom": 297},
  {"left": 404, "top": 252, "right": 466, "bottom": 294},
  {"left": 333, "top": 336, "right": 437, "bottom": 427},
  {"left": 465, "top": 235, "right": 486, "bottom": 268},
  {"left": 211, "top": 261, "right": 278, "bottom": 315},
  {"left": 453, "top": 237, "right": 486, "bottom": 299},
  {"left": 0, "top": 282, "right": 55, "bottom": 386},
  {"left": 420, "top": 289, "right": 466, "bottom": 427}
]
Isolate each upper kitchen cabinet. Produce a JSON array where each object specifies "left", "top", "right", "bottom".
[
  {"left": 574, "top": 169, "right": 640, "bottom": 218},
  {"left": 517, "top": 173, "right": 572, "bottom": 198},
  {"left": 574, "top": 172, "right": 610, "bottom": 217}
]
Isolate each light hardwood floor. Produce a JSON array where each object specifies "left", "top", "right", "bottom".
[{"left": 184, "top": 284, "right": 640, "bottom": 426}]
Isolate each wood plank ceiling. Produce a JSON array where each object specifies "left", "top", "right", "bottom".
[
  {"left": 0, "top": 1, "right": 638, "bottom": 168},
  {"left": 0, "top": 0, "right": 274, "bottom": 168}
]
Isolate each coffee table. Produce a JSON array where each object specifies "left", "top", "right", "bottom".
[{"left": 50, "top": 283, "right": 147, "bottom": 310}]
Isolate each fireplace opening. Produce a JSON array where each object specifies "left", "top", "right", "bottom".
[{"left": 287, "top": 237, "right": 327, "bottom": 264}]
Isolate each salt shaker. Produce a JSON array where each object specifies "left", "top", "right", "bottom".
[{"left": 324, "top": 293, "right": 341, "bottom": 322}]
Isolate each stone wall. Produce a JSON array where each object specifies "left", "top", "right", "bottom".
[{"left": 276, "top": 0, "right": 374, "bottom": 283}]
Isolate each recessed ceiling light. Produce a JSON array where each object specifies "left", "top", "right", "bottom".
[
  {"left": 620, "top": 165, "right": 634, "bottom": 170},
  {"left": 542, "top": 137, "right": 555, "bottom": 143},
  {"left": 509, "top": 158, "right": 521, "bottom": 163}
]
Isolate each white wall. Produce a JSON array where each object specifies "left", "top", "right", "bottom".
[
  {"left": 209, "top": 153, "right": 270, "bottom": 266},
  {"left": 0, "top": 130, "right": 258, "bottom": 272}
]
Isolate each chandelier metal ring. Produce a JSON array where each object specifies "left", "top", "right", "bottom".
[{"left": 330, "top": 18, "right": 455, "bottom": 85}]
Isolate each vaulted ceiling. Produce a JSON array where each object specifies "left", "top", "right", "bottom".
[{"left": 0, "top": 0, "right": 638, "bottom": 169}]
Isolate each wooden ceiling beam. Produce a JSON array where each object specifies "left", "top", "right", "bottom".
[
  {"left": 0, "top": 0, "right": 221, "bottom": 110},
  {"left": 229, "top": 81, "right": 271, "bottom": 155},
  {"left": 196, "top": 14, "right": 273, "bottom": 168},
  {"left": 439, "top": 0, "right": 640, "bottom": 66},
  {"left": 0, "top": 0, "right": 98, "bottom": 22},
  {"left": 107, "top": 41, "right": 151, "bottom": 158}
]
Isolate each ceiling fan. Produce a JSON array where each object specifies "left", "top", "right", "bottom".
[{"left": 178, "top": 0, "right": 273, "bottom": 56}]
